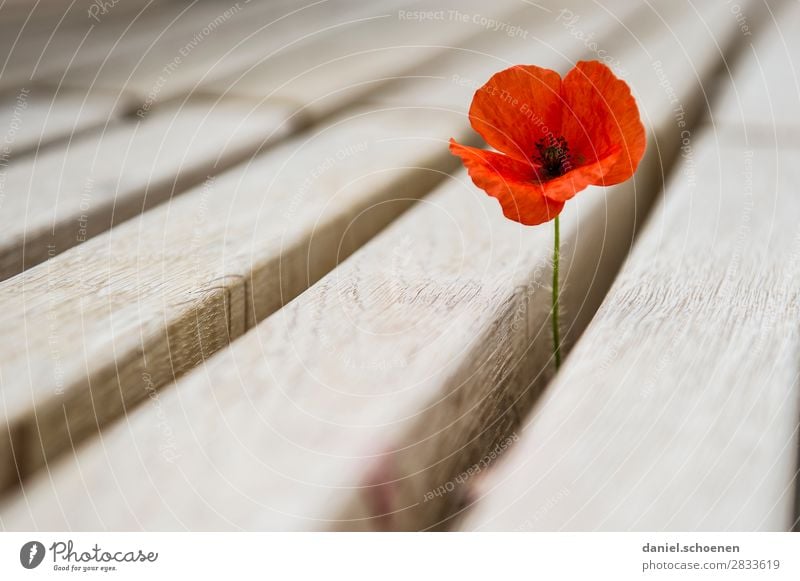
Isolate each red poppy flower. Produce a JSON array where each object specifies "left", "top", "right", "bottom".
[{"left": 450, "top": 61, "right": 645, "bottom": 225}]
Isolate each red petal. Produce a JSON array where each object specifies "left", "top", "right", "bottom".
[
  {"left": 449, "top": 138, "right": 564, "bottom": 226},
  {"left": 557, "top": 61, "right": 646, "bottom": 199},
  {"left": 469, "top": 65, "right": 563, "bottom": 163}
]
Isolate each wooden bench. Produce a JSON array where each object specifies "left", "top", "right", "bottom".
[{"left": 0, "top": 0, "right": 796, "bottom": 532}]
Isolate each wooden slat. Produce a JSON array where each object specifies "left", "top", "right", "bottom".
[
  {"left": 713, "top": 1, "right": 800, "bottom": 134},
  {"left": 0, "top": 0, "right": 159, "bottom": 30},
  {"left": 0, "top": 0, "right": 526, "bottom": 280},
  {"left": 195, "top": 0, "right": 527, "bottom": 122},
  {"left": 461, "top": 5, "right": 798, "bottom": 533},
  {"left": 40, "top": 0, "right": 415, "bottom": 110},
  {"left": 0, "top": 2, "right": 536, "bottom": 492},
  {"left": 0, "top": 0, "right": 618, "bottom": 514},
  {"left": 0, "top": 1, "right": 203, "bottom": 92},
  {"left": 0, "top": 0, "right": 750, "bottom": 530},
  {"left": 0, "top": 105, "right": 468, "bottom": 494},
  {"left": 0, "top": 90, "right": 119, "bottom": 157},
  {"left": 0, "top": 100, "right": 290, "bottom": 280}
]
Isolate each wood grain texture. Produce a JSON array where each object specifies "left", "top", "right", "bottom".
[
  {"left": 0, "top": 169, "right": 641, "bottom": 530},
  {"left": 0, "top": 100, "right": 289, "bottom": 280},
  {"left": 0, "top": 0, "right": 753, "bottom": 530},
  {"left": 461, "top": 6, "right": 800, "bottom": 531},
  {"left": 0, "top": 105, "right": 467, "bottom": 494},
  {"left": 0, "top": 0, "right": 572, "bottom": 494},
  {"left": 462, "top": 132, "right": 800, "bottom": 531}
]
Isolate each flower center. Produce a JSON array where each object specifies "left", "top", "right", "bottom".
[{"left": 533, "top": 135, "right": 572, "bottom": 178}]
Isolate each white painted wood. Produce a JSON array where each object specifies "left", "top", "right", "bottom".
[
  {"left": 0, "top": 0, "right": 753, "bottom": 529},
  {"left": 0, "top": 105, "right": 468, "bottom": 493},
  {"left": 0, "top": 100, "right": 289, "bottom": 280}
]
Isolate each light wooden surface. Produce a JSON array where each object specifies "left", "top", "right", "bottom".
[
  {"left": 0, "top": 90, "right": 119, "bottom": 157},
  {"left": 0, "top": 0, "right": 793, "bottom": 534},
  {"left": 0, "top": 0, "right": 534, "bottom": 494},
  {"left": 42, "top": 0, "right": 414, "bottom": 110},
  {"left": 463, "top": 135, "right": 800, "bottom": 532},
  {"left": 196, "top": 0, "right": 524, "bottom": 121},
  {"left": 0, "top": 100, "right": 289, "bottom": 280},
  {"left": 713, "top": 1, "right": 800, "bottom": 135},
  {"left": 461, "top": 3, "right": 800, "bottom": 533},
  {"left": 0, "top": 0, "right": 529, "bottom": 281},
  {"left": 0, "top": 105, "right": 466, "bottom": 494},
  {"left": 0, "top": 0, "right": 759, "bottom": 530},
  {"left": 0, "top": 0, "right": 201, "bottom": 93}
]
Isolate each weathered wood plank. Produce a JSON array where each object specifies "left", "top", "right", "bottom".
[
  {"left": 0, "top": 105, "right": 467, "bottom": 494},
  {"left": 461, "top": 12, "right": 799, "bottom": 534},
  {"left": 0, "top": 0, "right": 752, "bottom": 530},
  {"left": 0, "top": 100, "right": 289, "bottom": 280}
]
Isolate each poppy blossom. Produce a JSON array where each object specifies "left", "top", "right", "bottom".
[{"left": 450, "top": 61, "right": 645, "bottom": 225}]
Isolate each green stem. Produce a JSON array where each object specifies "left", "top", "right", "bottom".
[{"left": 552, "top": 215, "right": 562, "bottom": 371}]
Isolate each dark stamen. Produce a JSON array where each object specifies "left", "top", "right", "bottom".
[{"left": 533, "top": 135, "right": 572, "bottom": 178}]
